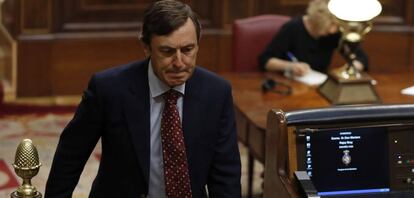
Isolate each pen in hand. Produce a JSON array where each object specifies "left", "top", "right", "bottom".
[
  {"left": 286, "top": 52, "right": 310, "bottom": 76},
  {"left": 287, "top": 51, "right": 298, "bottom": 62}
]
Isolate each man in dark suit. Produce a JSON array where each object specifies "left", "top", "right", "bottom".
[{"left": 45, "top": 1, "right": 241, "bottom": 197}]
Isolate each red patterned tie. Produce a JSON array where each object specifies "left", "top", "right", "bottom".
[{"left": 161, "top": 89, "right": 192, "bottom": 198}]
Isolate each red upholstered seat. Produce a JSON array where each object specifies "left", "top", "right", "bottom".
[{"left": 232, "top": 15, "right": 290, "bottom": 72}]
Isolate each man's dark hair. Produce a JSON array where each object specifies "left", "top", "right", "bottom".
[{"left": 140, "top": 0, "right": 201, "bottom": 46}]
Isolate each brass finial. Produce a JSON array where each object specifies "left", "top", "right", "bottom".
[{"left": 11, "top": 139, "right": 42, "bottom": 198}]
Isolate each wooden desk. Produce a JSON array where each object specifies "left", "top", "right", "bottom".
[
  {"left": 221, "top": 72, "right": 414, "bottom": 197},
  {"left": 222, "top": 72, "right": 414, "bottom": 162}
]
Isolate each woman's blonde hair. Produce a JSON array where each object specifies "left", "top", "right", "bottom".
[{"left": 306, "top": 0, "right": 336, "bottom": 34}]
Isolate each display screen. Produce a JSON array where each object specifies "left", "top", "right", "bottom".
[{"left": 304, "top": 127, "right": 390, "bottom": 196}]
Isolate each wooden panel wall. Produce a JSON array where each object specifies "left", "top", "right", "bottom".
[
  {"left": 0, "top": 27, "right": 13, "bottom": 83},
  {"left": 21, "top": 0, "right": 51, "bottom": 34},
  {"left": 0, "top": 0, "right": 413, "bottom": 98},
  {"left": 55, "top": 0, "right": 146, "bottom": 32}
]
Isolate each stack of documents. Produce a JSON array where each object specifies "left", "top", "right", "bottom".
[
  {"left": 290, "top": 69, "right": 328, "bottom": 86},
  {"left": 401, "top": 86, "right": 414, "bottom": 96}
]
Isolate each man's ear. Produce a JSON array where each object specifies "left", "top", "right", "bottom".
[{"left": 140, "top": 40, "right": 151, "bottom": 58}]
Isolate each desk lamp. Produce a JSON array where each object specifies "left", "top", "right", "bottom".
[{"left": 318, "top": 0, "right": 382, "bottom": 104}]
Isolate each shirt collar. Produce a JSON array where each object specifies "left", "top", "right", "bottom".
[{"left": 148, "top": 60, "right": 185, "bottom": 98}]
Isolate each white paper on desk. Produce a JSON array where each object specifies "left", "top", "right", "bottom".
[
  {"left": 401, "top": 85, "right": 414, "bottom": 96},
  {"left": 290, "top": 69, "right": 328, "bottom": 86}
]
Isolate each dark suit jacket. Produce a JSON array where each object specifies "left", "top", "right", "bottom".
[{"left": 45, "top": 60, "right": 241, "bottom": 198}]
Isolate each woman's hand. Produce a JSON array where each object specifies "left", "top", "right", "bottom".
[{"left": 291, "top": 62, "right": 311, "bottom": 76}]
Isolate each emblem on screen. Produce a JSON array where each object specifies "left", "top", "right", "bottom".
[{"left": 342, "top": 150, "right": 351, "bottom": 166}]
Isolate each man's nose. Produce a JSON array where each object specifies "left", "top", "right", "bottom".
[{"left": 173, "top": 51, "right": 185, "bottom": 67}]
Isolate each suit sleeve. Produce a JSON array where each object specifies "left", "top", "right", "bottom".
[
  {"left": 207, "top": 83, "right": 242, "bottom": 198},
  {"left": 45, "top": 75, "right": 103, "bottom": 198}
]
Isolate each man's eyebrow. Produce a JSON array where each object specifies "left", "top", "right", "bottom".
[
  {"left": 181, "top": 44, "right": 196, "bottom": 48},
  {"left": 158, "top": 45, "right": 175, "bottom": 49},
  {"left": 158, "top": 43, "right": 196, "bottom": 49}
]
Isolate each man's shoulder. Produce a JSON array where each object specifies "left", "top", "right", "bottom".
[
  {"left": 94, "top": 59, "right": 148, "bottom": 80},
  {"left": 190, "top": 67, "right": 231, "bottom": 95},
  {"left": 86, "top": 59, "right": 148, "bottom": 92},
  {"left": 193, "top": 67, "right": 229, "bottom": 86}
]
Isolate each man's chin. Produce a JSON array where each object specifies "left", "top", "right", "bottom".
[
  {"left": 165, "top": 74, "right": 192, "bottom": 87},
  {"left": 166, "top": 79, "right": 186, "bottom": 87}
]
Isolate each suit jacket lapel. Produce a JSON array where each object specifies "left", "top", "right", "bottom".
[
  {"left": 182, "top": 68, "right": 202, "bottom": 168},
  {"left": 123, "top": 63, "right": 202, "bottom": 186},
  {"left": 123, "top": 61, "right": 151, "bottom": 185}
]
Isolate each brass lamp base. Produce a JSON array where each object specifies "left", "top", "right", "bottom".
[
  {"left": 318, "top": 70, "right": 381, "bottom": 105},
  {"left": 11, "top": 191, "right": 42, "bottom": 198}
]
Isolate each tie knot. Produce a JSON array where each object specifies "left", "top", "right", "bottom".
[{"left": 163, "top": 89, "right": 181, "bottom": 105}]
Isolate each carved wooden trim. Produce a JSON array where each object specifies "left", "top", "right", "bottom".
[
  {"left": 287, "top": 126, "right": 298, "bottom": 180},
  {"left": 20, "top": 0, "right": 52, "bottom": 34},
  {"left": 80, "top": 0, "right": 149, "bottom": 11},
  {"left": 264, "top": 109, "right": 300, "bottom": 198},
  {"left": 279, "top": 0, "right": 308, "bottom": 6}
]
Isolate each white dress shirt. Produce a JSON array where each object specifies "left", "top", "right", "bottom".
[{"left": 147, "top": 61, "right": 185, "bottom": 198}]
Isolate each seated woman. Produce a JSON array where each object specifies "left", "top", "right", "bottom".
[{"left": 258, "top": 0, "right": 368, "bottom": 76}]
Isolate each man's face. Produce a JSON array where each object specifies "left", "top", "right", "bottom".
[{"left": 145, "top": 18, "right": 199, "bottom": 87}]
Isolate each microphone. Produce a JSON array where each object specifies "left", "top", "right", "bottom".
[{"left": 261, "top": 78, "right": 292, "bottom": 95}]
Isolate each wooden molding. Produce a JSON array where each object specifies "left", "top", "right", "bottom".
[{"left": 20, "top": 0, "right": 52, "bottom": 34}]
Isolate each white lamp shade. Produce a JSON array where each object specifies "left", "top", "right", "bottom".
[{"left": 328, "top": 0, "right": 382, "bottom": 22}]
